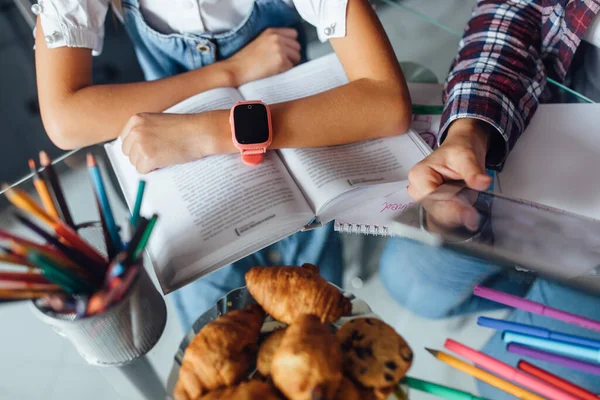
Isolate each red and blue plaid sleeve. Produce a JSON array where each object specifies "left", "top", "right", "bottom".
[{"left": 439, "top": 0, "right": 545, "bottom": 170}]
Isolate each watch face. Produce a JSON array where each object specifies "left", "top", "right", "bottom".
[{"left": 233, "top": 103, "right": 270, "bottom": 144}]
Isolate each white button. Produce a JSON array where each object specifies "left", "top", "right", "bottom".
[
  {"left": 182, "top": 0, "right": 194, "bottom": 9},
  {"left": 44, "top": 34, "right": 55, "bottom": 44},
  {"left": 324, "top": 23, "right": 336, "bottom": 36},
  {"left": 31, "top": 3, "right": 43, "bottom": 15},
  {"left": 268, "top": 250, "right": 281, "bottom": 264}
]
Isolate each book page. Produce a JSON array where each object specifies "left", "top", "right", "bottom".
[
  {"left": 238, "top": 53, "right": 347, "bottom": 103},
  {"left": 278, "top": 130, "right": 429, "bottom": 220},
  {"left": 105, "top": 88, "right": 313, "bottom": 293}
]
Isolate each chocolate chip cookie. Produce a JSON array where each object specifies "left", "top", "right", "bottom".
[{"left": 336, "top": 318, "right": 413, "bottom": 389}]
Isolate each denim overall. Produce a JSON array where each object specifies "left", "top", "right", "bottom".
[{"left": 120, "top": 0, "right": 343, "bottom": 330}]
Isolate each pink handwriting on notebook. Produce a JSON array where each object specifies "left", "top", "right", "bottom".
[{"left": 380, "top": 201, "right": 414, "bottom": 213}]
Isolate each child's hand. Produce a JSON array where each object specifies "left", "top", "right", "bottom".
[
  {"left": 225, "top": 28, "right": 301, "bottom": 86},
  {"left": 407, "top": 119, "right": 492, "bottom": 201},
  {"left": 120, "top": 111, "right": 232, "bottom": 174}
]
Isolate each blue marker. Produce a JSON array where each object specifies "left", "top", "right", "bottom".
[
  {"left": 503, "top": 331, "right": 600, "bottom": 364},
  {"left": 478, "top": 316, "right": 600, "bottom": 349}
]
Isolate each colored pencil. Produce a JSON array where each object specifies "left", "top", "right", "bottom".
[
  {"left": 517, "top": 360, "right": 598, "bottom": 400},
  {"left": 39, "top": 150, "right": 75, "bottom": 227},
  {"left": 3, "top": 185, "right": 56, "bottom": 226},
  {"left": 7, "top": 239, "right": 82, "bottom": 274},
  {"left": 474, "top": 285, "right": 600, "bottom": 332},
  {"left": 14, "top": 213, "right": 103, "bottom": 279},
  {"left": 125, "top": 217, "right": 149, "bottom": 263},
  {"left": 86, "top": 153, "right": 123, "bottom": 253},
  {"left": 27, "top": 251, "right": 95, "bottom": 294},
  {"left": 0, "top": 271, "right": 47, "bottom": 283},
  {"left": 0, "top": 281, "right": 61, "bottom": 291},
  {"left": 444, "top": 339, "right": 579, "bottom": 400},
  {"left": 3, "top": 186, "right": 106, "bottom": 265},
  {"left": 133, "top": 214, "right": 157, "bottom": 260},
  {"left": 478, "top": 316, "right": 600, "bottom": 349},
  {"left": 503, "top": 331, "right": 600, "bottom": 364},
  {"left": 53, "top": 223, "right": 107, "bottom": 265},
  {"left": 0, "top": 252, "right": 34, "bottom": 268},
  {"left": 92, "top": 190, "right": 116, "bottom": 260},
  {"left": 0, "top": 229, "right": 68, "bottom": 262},
  {"left": 131, "top": 180, "right": 146, "bottom": 227},
  {"left": 425, "top": 348, "right": 544, "bottom": 400},
  {"left": 402, "top": 376, "right": 486, "bottom": 399},
  {"left": 29, "top": 158, "right": 59, "bottom": 219},
  {"left": 0, "top": 289, "right": 53, "bottom": 300},
  {"left": 508, "top": 343, "right": 600, "bottom": 376},
  {"left": 88, "top": 265, "right": 138, "bottom": 315}
]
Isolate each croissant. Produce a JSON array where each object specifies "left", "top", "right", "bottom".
[
  {"left": 174, "top": 304, "right": 265, "bottom": 400},
  {"left": 333, "top": 377, "right": 363, "bottom": 400},
  {"left": 271, "top": 314, "right": 343, "bottom": 400},
  {"left": 198, "top": 380, "right": 281, "bottom": 400},
  {"left": 245, "top": 264, "right": 352, "bottom": 324},
  {"left": 257, "top": 328, "right": 286, "bottom": 376}
]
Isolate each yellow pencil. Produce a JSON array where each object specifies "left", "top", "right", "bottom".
[
  {"left": 426, "top": 348, "right": 545, "bottom": 400},
  {"left": 29, "top": 159, "right": 59, "bottom": 219}
]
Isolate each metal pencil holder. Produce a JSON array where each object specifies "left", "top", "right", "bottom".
[{"left": 31, "top": 222, "right": 167, "bottom": 366}]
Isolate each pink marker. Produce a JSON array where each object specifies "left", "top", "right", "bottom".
[
  {"left": 473, "top": 285, "right": 600, "bottom": 332},
  {"left": 445, "top": 339, "right": 579, "bottom": 400}
]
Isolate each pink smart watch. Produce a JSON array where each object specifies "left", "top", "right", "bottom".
[{"left": 229, "top": 101, "right": 273, "bottom": 166}]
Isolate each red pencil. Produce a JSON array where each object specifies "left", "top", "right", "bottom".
[
  {"left": 444, "top": 339, "right": 579, "bottom": 400},
  {"left": 517, "top": 360, "right": 598, "bottom": 400},
  {"left": 0, "top": 271, "right": 48, "bottom": 284}
]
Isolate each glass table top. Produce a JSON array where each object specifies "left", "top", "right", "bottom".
[{"left": 1, "top": 1, "right": 599, "bottom": 399}]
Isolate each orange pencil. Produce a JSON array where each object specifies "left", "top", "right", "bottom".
[
  {"left": 0, "top": 289, "right": 53, "bottom": 300},
  {"left": 0, "top": 253, "right": 34, "bottom": 268},
  {"left": 426, "top": 348, "right": 544, "bottom": 400},
  {"left": 29, "top": 159, "right": 59, "bottom": 219}
]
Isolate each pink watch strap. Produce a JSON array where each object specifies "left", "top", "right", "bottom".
[{"left": 241, "top": 149, "right": 265, "bottom": 166}]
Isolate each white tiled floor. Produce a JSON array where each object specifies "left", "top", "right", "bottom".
[{"left": 0, "top": 1, "right": 482, "bottom": 399}]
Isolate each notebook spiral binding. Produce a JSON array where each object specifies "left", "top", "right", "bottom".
[{"left": 334, "top": 221, "right": 390, "bottom": 236}]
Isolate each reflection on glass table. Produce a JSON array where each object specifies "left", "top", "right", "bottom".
[{"left": 393, "top": 184, "right": 600, "bottom": 292}]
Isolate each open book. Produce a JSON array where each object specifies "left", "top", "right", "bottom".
[{"left": 105, "top": 54, "right": 430, "bottom": 293}]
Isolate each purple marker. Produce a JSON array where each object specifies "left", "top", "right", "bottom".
[{"left": 507, "top": 343, "right": 600, "bottom": 376}]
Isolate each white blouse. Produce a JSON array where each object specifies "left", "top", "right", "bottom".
[{"left": 34, "top": 0, "right": 349, "bottom": 55}]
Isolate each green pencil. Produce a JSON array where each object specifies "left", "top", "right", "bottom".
[
  {"left": 412, "top": 104, "right": 444, "bottom": 115},
  {"left": 403, "top": 376, "right": 487, "bottom": 400},
  {"left": 131, "top": 180, "right": 146, "bottom": 227},
  {"left": 133, "top": 214, "right": 158, "bottom": 260},
  {"left": 28, "top": 251, "right": 95, "bottom": 294}
]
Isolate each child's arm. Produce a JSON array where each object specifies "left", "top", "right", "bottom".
[
  {"left": 35, "top": 20, "right": 301, "bottom": 150},
  {"left": 122, "top": 0, "right": 413, "bottom": 173}
]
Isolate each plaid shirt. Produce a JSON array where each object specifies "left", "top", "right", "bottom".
[{"left": 440, "top": 0, "right": 600, "bottom": 170}]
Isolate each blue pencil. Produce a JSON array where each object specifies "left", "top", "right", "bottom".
[
  {"left": 503, "top": 331, "right": 600, "bottom": 364},
  {"left": 86, "top": 154, "right": 123, "bottom": 252},
  {"left": 478, "top": 316, "right": 600, "bottom": 349}
]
